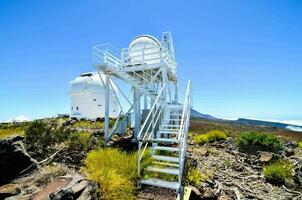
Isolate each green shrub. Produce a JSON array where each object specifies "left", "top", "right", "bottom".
[
  {"left": 0, "top": 126, "right": 24, "bottom": 138},
  {"left": 223, "top": 159, "right": 232, "bottom": 167},
  {"left": 263, "top": 159, "right": 293, "bottom": 184},
  {"left": 73, "top": 121, "right": 104, "bottom": 129},
  {"left": 25, "top": 120, "right": 71, "bottom": 153},
  {"left": 68, "top": 131, "right": 93, "bottom": 151},
  {"left": 67, "top": 131, "right": 105, "bottom": 152},
  {"left": 236, "top": 132, "right": 283, "bottom": 151},
  {"left": 25, "top": 121, "right": 55, "bottom": 152},
  {"left": 298, "top": 141, "right": 302, "bottom": 148},
  {"left": 83, "top": 148, "right": 151, "bottom": 200},
  {"left": 194, "top": 130, "right": 227, "bottom": 145},
  {"left": 186, "top": 169, "right": 206, "bottom": 186}
]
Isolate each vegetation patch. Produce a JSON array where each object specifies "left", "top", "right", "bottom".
[
  {"left": 83, "top": 148, "right": 151, "bottom": 200},
  {"left": 236, "top": 132, "right": 283, "bottom": 152},
  {"left": 25, "top": 121, "right": 71, "bottom": 154},
  {"left": 298, "top": 141, "right": 302, "bottom": 148},
  {"left": 194, "top": 130, "right": 227, "bottom": 145},
  {"left": 183, "top": 158, "right": 210, "bottom": 186},
  {"left": 67, "top": 131, "right": 96, "bottom": 152},
  {"left": 186, "top": 169, "right": 207, "bottom": 186},
  {"left": 72, "top": 121, "right": 104, "bottom": 129},
  {"left": 0, "top": 123, "right": 29, "bottom": 138},
  {"left": 263, "top": 159, "right": 293, "bottom": 185}
]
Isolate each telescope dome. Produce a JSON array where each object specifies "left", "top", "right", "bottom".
[
  {"left": 127, "top": 35, "right": 161, "bottom": 66},
  {"left": 69, "top": 72, "right": 119, "bottom": 119},
  {"left": 129, "top": 35, "right": 161, "bottom": 48}
]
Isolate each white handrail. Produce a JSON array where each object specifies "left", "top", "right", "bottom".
[
  {"left": 137, "top": 84, "right": 166, "bottom": 139},
  {"left": 178, "top": 80, "right": 192, "bottom": 184},
  {"left": 137, "top": 83, "right": 166, "bottom": 176},
  {"left": 178, "top": 80, "right": 191, "bottom": 140}
]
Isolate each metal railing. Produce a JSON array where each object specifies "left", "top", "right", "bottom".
[
  {"left": 137, "top": 84, "right": 166, "bottom": 176},
  {"left": 178, "top": 80, "right": 192, "bottom": 184},
  {"left": 93, "top": 42, "right": 177, "bottom": 83},
  {"left": 122, "top": 42, "right": 176, "bottom": 73},
  {"left": 93, "top": 44, "right": 122, "bottom": 67}
]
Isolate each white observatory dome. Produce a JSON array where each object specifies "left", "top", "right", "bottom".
[
  {"left": 70, "top": 72, "right": 119, "bottom": 119},
  {"left": 129, "top": 35, "right": 161, "bottom": 48},
  {"left": 127, "top": 35, "right": 162, "bottom": 66}
]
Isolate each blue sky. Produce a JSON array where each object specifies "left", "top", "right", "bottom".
[{"left": 0, "top": 0, "right": 301, "bottom": 124}]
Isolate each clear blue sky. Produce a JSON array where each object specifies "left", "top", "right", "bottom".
[{"left": 0, "top": 0, "right": 301, "bottom": 124}]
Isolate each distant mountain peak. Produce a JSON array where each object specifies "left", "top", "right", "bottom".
[
  {"left": 190, "top": 109, "right": 217, "bottom": 120},
  {"left": 11, "top": 115, "right": 30, "bottom": 123}
]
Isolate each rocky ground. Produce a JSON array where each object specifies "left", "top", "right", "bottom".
[
  {"left": 0, "top": 136, "right": 98, "bottom": 200},
  {"left": 187, "top": 138, "right": 302, "bottom": 200},
  {"left": 135, "top": 138, "right": 302, "bottom": 200}
]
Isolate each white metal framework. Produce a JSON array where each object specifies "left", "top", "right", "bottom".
[{"left": 92, "top": 32, "right": 192, "bottom": 198}]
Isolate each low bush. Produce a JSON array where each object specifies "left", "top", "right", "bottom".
[
  {"left": 67, "top": 131, "right": 105, "bottom": 152},
  {"left": 0, "top": 126, "right": 24, "bottom": 138},
  {"left": 194, "top": 130, "right": 227, "bottom": 145},
  {"left": 263, "top": 159, "right": 293, "bottom": 184},
  {"left": 298, "top": 141, "right": 302, "bottom": 148},
  {"left": 183, "top": 158, "right": 210, "bottom": 186},
  {"left": 186, "top": 169, "right": 207, "bottom": 186},
  {"left": 68, "top": 131, "right": 93, "bottom": 151},
  {"left": 73, "top": 121, "right": 104, "bottom": 129},
  {"left": 25, "top": 120, "right": 71, "bottom": 154},
  {"left": 83, "top": 148, "right": 151, "bottom": 200},
  {"left": 236, "top": 132, "right": 283, "bottom": 152}
]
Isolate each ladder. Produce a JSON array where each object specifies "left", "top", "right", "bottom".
[{"left": 137, "top": 80, "right": 192, "bottom": 196}]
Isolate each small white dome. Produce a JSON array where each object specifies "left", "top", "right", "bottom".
[
  {"left": 70, "top": 72, "right": 117, "bottom": 95},
  {"left": 129, "top": 35, "right": 161, "bottom": 48}
]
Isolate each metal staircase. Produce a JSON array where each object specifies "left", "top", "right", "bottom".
[{"left": 138, "top": 80, "right": 192, "bottom": 195}]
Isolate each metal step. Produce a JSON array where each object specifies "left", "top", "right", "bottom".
[
  {"left": 152, "top": 155, "right": 179, "bottom": 163},
  {"left": 160, "top": 125, "right": 181, "bottom": 128},
  {"left": 166, "top": 105, "right": 183, "bottom": 109},
  {"left": 163, "top": 118, "right": 182, "bottom": 121},
  {"left": 151, "top": 138, "right": 179, "bottom": 143},
  {"left": 153, "top": 161, "right": 180, "bottom": 167},
  {"left": 140, "top": 178, "right": 180, "bottom": 190},
  {"left": 146, "top": 166, "right": 179, "bottom": 175},
  {"left": 153, "top": 146, "right": 179, "bottom": 152},
  {"left": 169, "top": 114, "right": 183, "bottom": 116},
  {"left": 159, "top": 129, "right": 180, "bottom": 132},
  {"left": 158, "top": 130, "right": 179, "bottom": 135}
]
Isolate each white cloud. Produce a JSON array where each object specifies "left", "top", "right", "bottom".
[{"left": 286, "top": 126, "right": 302, "bottom": 132}]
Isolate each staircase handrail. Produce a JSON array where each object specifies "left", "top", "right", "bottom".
[
  {"left": 178, "top": 80, "right": 192, "bottom": 184},
  {"left": 137, "top": 83, "right": 166, "bottom": 140},
  {"left": 137, "top": 84, "right": 166, "bottom": 176}
]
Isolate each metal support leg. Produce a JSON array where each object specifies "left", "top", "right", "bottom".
[
  {"left": 174, "top": 82, "right": 178, "bottom": 104},
  {"left": 144, "top": 94, "right": 148, "bottom": 109},
  {"left": 104, "top": 75, "right": 110, "bottom": 140},
  {"left": 134, "top": 88, "right": 141, "bottom": 140},
  {"left": 151, "top": 96, "right": 158, "bottom": 156}
]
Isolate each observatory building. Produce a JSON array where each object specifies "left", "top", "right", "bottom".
[{"left": 69, "top": 72, "right": 120, "bottom": 120}]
